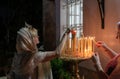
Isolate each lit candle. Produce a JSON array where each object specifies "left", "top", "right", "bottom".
[
  {"left": 90, "top": 37, "right": 92, "bottom": 53},
  {"left": 80, "top": 38, "right": 83, "bottom": 57},
  {"left": 78, "top": 39, "right": 80, "bottom": 53},
  {"left": 92, "top": 37, "right": 95, "bottom": 53},
  {"left": 88, "top": 37, "right": 91, "bottom": 57},
  {"left": 69, "top": 32, "right": 72, "bottom": 48},
  {"left": 84, "top": 37, "right": 87, "bottom": 57},
  {"left": 73, "top": 31, "right": 76, "bottom": 53},
  {"left": 76, "top": 28, "right": 80, "bottom": 53},
  {"left": 88, "top": 37, "right": 90, "bottom": 54},
  {"left": 63, "top": 35, "right": 95, "bottom": 59}
]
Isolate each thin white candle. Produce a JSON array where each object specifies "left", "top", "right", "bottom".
[
  {"left": 80, "top": 38, "right": 83, "bottom": 57},
  {"left": 69, "top": 32, "right": 72, "bottom": 48}
]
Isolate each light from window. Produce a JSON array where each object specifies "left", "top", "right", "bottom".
[{"left": 62, "top": 0, "right": 83, "bottom": 31}]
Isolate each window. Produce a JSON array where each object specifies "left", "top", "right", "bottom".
[{"left": 61, "top": 0, "right": 83, "bottom": 33}]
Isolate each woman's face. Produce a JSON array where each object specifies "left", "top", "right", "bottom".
[{"left": 33, "top": 36, "right": 40, "bottom": 45}]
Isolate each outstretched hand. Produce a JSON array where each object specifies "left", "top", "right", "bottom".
[
  {"left": 56, "top": 46, "right": 60, "bottom": 57},
  {"left": 65, "top": 28, "right": 71, "bottom": 34},
  {"left": 96, "top": 41, "right": 107, "bottom": 48},
  {"left": 59, "top": 28, "right": 70, "bottom": 44}
]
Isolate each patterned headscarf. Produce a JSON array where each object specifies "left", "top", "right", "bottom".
[{"left": 16, "top": 23, "right": 38, "bottom": 53}]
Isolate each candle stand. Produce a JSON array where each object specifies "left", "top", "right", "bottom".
[
  {"left": 60, "top": 29, "right": 95, "bottom": 79},
  {"left": 60, "top": 57, "right": 89, "bottom": 79}
]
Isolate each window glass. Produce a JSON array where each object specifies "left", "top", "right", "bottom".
[{"left": 62, "top": 0, "right": 83, "bottom": 30}]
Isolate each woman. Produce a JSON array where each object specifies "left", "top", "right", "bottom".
[
  {"left": 92, "top": 22, "right": 120, "bottom": 79},
  {"left": 8, "top": 23, "right": 68, "bottom": 79}
]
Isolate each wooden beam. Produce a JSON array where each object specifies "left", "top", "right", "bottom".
[{"left": 97, "top": 0, "right": 105, "bottom": 29}]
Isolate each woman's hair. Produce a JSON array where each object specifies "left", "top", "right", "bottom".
[{"left": 16, "top": 23, "right": 38, "bottom": 53}]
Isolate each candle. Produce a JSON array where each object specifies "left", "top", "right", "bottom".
[
  {"left": 80, "top": 38, "right": 83, "bottom": 57},
  {"left": 73, "top": 31, "right": 77, "bottom": 53},
  {"left": 69, "top": 32, "right": 72, "bottom": 48},
  {"left": 88, "top": 37, "right": 90, "bottom": 55},
  {"left": 88, "top": 37, "right": 91, "bottom": 57},
  {"left": 78, "top": 39, "right": 80, "bottom": 53},
  {"left": 84, "top": 38, "right": 86, "bottom": 57},
  {"left": 62, "top": 33, "right": 95, "bottom": 59}
]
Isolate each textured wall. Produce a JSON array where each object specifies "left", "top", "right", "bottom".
[{"left": 83, "top": 0, "right": 120, "bottom": 69}]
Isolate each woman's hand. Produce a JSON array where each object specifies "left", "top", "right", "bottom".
[
  {"left": 96, "top": 41, "right": 118, "bottom": 58},
  {"left": 96, "top": 41, "right": 107, "bottom": 48},
  {"left": 56, "top": 46, "right": 60, "bottom": 56},
  {"left": 66, "top": 28, "right": 71, "bottom": 34}
]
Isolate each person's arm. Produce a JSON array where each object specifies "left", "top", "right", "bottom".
[
  {"left": 56, "top": 28, "right": 70, "bottom": 55},
  {"left": 92, "top": 53, "right": 108, "bottom": 79},
  {"left": 56, "top": 33, "right": 67, "bottom": 55},
  {"left": 96, "top": 41, "right": 118, "bottom": 58},
  {"left": 34, "top": 29, "right": 69, "bottom": 63},
  {"left": 34, "top": 51, "right": 58, "bottom": 63}
]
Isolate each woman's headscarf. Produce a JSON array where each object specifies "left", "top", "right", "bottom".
[{"left": 16, "top": 22, "right": 38, "bottom": 53}]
